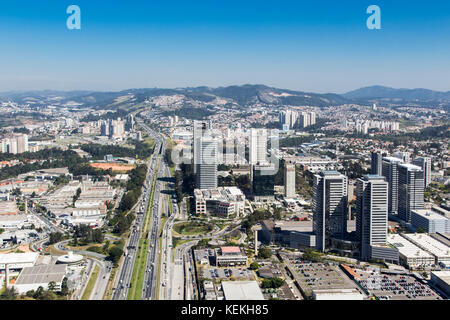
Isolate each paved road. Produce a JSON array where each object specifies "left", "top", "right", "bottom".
[
  {"left": 114, "top": 118, "right": 165, "bottom": 300},
  {"left": 113, "top": 134, "right": 162, "bottom": 300}
]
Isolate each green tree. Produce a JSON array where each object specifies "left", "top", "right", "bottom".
[
  {"left": 258, "top": 247, "right": 272, "bottom": 259},
  {"left": 249, "top": 262, "right": 260, "bottom": 270},
  {"left": 48, "top": 281, "right": 57, "bottom": 291}
]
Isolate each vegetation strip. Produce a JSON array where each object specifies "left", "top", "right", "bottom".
[{"left": 81, "top": 264, "right": 100, "bottom": 300}]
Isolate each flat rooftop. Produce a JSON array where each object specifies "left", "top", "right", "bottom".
[
  {"left": 0, "top": 252, "right": 39, "bottom": 265},
  {"left": 15, "top": 265, "right": 67, "bottom": 285},
  {"left": 387, "top": 234, "right": 433, "bottom": 259},
  {"left": 431, "top": 271, "right": 450, "bottom": 285},
  {"left": 221, "top": 246, "right": 241, "bottom": 254},
  {"left": 412, "top": 209, "right": 448, "bottom": 221},
  {"left": 402, "top": 234, "right": 450, "bottom": 259},
  {"left": 222, "top": 281, "right": 264, "bottom": 300}
]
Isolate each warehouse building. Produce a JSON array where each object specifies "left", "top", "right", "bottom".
[
  {"left": 0, "top": 252, "right": 39, "bottom": 271},
  {"left": 402, "top": 233, "right": 450, "bottom": 265},
  {"left": 386, "top": 234, "right": 434, "bottom": 269},
  {"left": 221, "top": 281, "right": 264, "bottom": 300},
  {"left": 13, "top": 264, "right": 67, "bottom": 294},
  {"left": 312, "top": 288, "right": 364, "bottom": 300},
  {"left": 430, "top": 271, "right": 450, "bottom": 298}
]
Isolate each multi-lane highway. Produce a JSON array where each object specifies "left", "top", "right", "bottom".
[{"left": 112, "top": 121, "right": 163, "bottom": 300}]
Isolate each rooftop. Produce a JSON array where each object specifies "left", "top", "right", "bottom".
[
  {"left": 402, "top": 234, "right": 450, "bottom": 259},
  {"left": 387, "top": 234, "right": 433, "bottom": 259},
  {"left": 222, "top": 281, "right": 264, "bottom": 300},
  {"left": 15, "top": 264, "right": 67, "bottom": 285},
  {"left": 221, "top": 246, "right": 241, "bottom": 254},
  {"left": 0, "top": 252, "right": 39, "bottom": 265},
  {"left": 412, "top": 209, "right": 448, "bottom": 221}
]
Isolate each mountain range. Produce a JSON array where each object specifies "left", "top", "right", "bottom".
[{"left": 1, "top": 85, "right": 449, "bottom": 110}]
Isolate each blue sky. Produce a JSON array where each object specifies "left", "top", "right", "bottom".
[{"left": 0, "top": 0, "right": 449, "bottom": 93}]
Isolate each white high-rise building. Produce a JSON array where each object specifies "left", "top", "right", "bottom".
[
  {"left": 313, "top": 171, "right": 348, "bottom": 252},
  {"left": 413, "top": 157, "right": 432, "bottom": 187},
  {"left": 356, "top": 175, "right": 389, "bottom": 261},
  {"left": 284, "top": 163, "right": 296, "bottom": 198},
  {"left": 196, "top": 137, "right": 217, "bottom": 190},
  {"left": 249, "top": 128, "right": 268, "bottom": 165},
  {"left": 0, "top": 134, "right": 28, "bottom": 154},
  {"left": 193, "top": 120, "right": 211, "bottom": 174}
]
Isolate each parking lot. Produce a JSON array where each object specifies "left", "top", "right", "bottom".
[
  {"left": 194, "top": 249, "right": 255, "bottom": 281},
  {"left": 355, "top": 270, "right": 442, "bottom": 300},
  {"left": 202, "top": 266, "right": 254, "bottom": 280},
  {"left": 285, "top": 258, "right": 362, "bottom": 297}
]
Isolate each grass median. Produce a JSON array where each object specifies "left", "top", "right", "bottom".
[
  {"left": 127, "top": 155, "right": 161, "bottom": 300},
  {"left": 82, "top": 264, "right": 100, "bottom": 300}
]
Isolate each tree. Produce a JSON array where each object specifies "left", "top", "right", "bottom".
[
  {"left": 61, "top": 277, "right": 69, "bottom": 296},
  {"left": 249, "top": 262, "right": 260, "bottom": 270},
  {"left": 48, "top": 232, "right": 63, "bottom": 245},
  {"left": 258, "top": 247, "right": 272, "bottom": 259},
  {"left": 108, "top": 245, "right": 123, "bottom": 265},
  {"left": 48, "top": 281, "right": 57, "bottom": 291}
]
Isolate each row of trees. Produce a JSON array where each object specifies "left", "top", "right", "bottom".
[{"left": 72, "top": 224, "right": 104, "bottom": 246}]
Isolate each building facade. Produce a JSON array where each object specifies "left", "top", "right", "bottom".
[{"left": 313, "top": 171, "right": 348, "bottom": 252}]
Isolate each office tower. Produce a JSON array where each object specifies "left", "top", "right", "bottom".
[
  {"left": 196, "top": 137, "right": 217, "bottom": 189},
  {"left": 356, "top": 175, "right": 389, "bottom": 261},
  {"left": 108, "top": 118, "right": 125, "bottom": 138},
  {"left": 371, "top": 151, "right": 383, "bottom": 175},
  {"left": 393, "top": 151, "right": 411, "bottom": 163},
  {"left": 284, "top": 163, "right": 296, "bottom": 198},
  {"left": 193, "top": 120, "right": 211, "bottom": 174},
  {"left": 279, "top": 109, "right": 298, "bottom": 129},
  {"left": 312, "top": 171, "right": 348, "bottom": 252},
  {"left": 252, "top": 165, "right": 276, "bottom": 202},
  {"left": 309, "top": 112, "right": 316, "bottom": 126},
  {"left": 125, "top": 114, "right": 135, "bottom": 131},
  {"left": 382, "top": 157, "right": 403, "bottom": 215},
  {"left": 249, "top": 128, "right": 268, "bottom": 165},
  {"left": 398, "top": 164, "right": 424, "bottom": 222},
  {"left": 413, "top": 157, "right": 432, "bottom": 187},
  {"left": 100, "top": 121, "right": 109, "bottom": 136},
  {"left": 300, "top": 112, "right": 310, "bottom": 128}
]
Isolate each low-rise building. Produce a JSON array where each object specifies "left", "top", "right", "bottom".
[
  {"left": 411, "top": 209, "right": 449, "bottom": 234},
  {"left": 13, "top": 264, "right": 67, "bottom": 294},
  {"left": 386, "top": 234, "right": 434, "bottom": 269},
  {"left": 430, "top": 271, "right": 450, "bottom": 298},
  {"left": 0, "top": 201, "right": 19, "bottom": 215},
  {"left": 402, "top": 233, "right": 450, "bottom": 265},
  {"left": 215, "top": 246, "right": 248, "bottom": 267},
  {"left": 221, "top": 281, "right": 264, "bottom": 300},
  {"left": 194, "top": 187, "right": 246, "bottom": 217},
  {"left": 312, "top": 288, "right": 364, "bottom": 300}
]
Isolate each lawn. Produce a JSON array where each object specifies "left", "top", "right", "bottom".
[
  {"left": 173, "top": 222, "right": 213, "bottom": 236},
  {"left": 128, "top": 238, "right": 150, "bottom": 300}
]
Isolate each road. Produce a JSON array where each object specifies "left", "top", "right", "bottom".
[
  {"left": 112, "top": 134, "right": 162, "bottom": 300},
  {"left": 113, "top": 117, "right": 165, "bottom": 300}
]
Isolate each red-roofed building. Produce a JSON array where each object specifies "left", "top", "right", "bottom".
[{"left": 215, "top": 246, "right": 247, "bottom": 267}]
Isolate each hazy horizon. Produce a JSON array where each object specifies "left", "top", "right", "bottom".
[{"left": 1, "top": 0, "right": 449, "bottom": 93}]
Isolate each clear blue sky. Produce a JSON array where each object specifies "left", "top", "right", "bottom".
[{"left": 0, "top": 0, "right": 449, "bottom": 93}]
